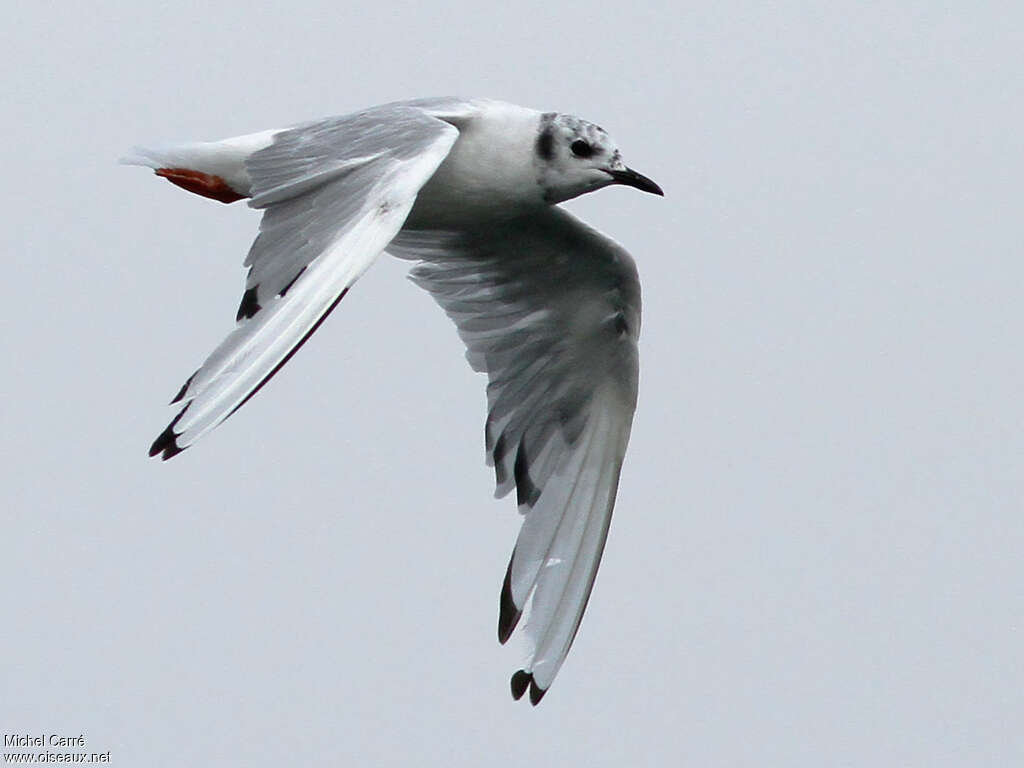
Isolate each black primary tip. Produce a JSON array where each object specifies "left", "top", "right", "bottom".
[
  {"left": 510, "top": 670, "right": 532, "bottom": 701},
  {"left": 492, "top": 432, "right": 509, "bottom": 487},
  {"left": 149, "top": 425, "right": 184, "bottom": 460},
  {"left": 498, "top": 556, "right": 523, "bottom": 644},
  {"left": 513, "top": 440, "right": 541, "bottom": 508},
  {"left": 606, "top": 167, "right": 664, "bottom": 196},
  {"left": 529, "top": 680, "right": 547, "bottom": 705},
  {"left": 170, "top": 371, "right": 198, "bottom": 405},
  {"left": 149, "top": 410, "right": 187, "bottom": 460},
  {"left": 236, "top": 286, "right": 261, "bottom": 321},
  {"left": 510, "top": 671, "right": 548, "bottom": 705}
]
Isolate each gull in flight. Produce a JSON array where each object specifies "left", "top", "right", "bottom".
[{"left": 124, "top": 98, "right": 663, "bottom": 704}]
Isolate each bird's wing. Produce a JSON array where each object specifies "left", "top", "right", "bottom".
[
  {"left": 389, "top": 207, "right": 641, "bottom": 703},
  {"left": 151, "top": 104, "right": 467, "bottom": 458}
]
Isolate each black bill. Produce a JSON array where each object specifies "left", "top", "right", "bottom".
[{"left": 606, "top": 167, "right": 664, "bottom": 196}]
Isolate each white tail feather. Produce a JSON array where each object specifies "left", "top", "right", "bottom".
[{"left": 120, "top": 129, "right": 281, "bottom": 197}]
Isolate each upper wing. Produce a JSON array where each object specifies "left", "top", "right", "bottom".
[
  {"left": 389, "top": 207, "right": 641, "bottom": 703},
  {"left": 150, "top": 104, "right": 465, "bottom": 458}
]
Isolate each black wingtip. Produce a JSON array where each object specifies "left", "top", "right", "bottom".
[
  {"left": 149, "top": 410, "right": 187, "bottom": 461},
  {"left": 492, "top": 432, "right": 508, "bottom": 487},
  {"left": 514, "top": 440, "right": 541, "bottom": 507},
  {"left": 170, "top": 371, "right": 198, "bottom": 405},
  {"left": 236, "top": 286, "right": 261, "bottom": 321},
  {"left": 149, "top": 425, "right": 184, "bottom": 460},
  {"left": 529, "top": 680, "right": 547, "bottom": 705},
  {"left": 510, "top": 670, "right": 532, "bottom": 701},
  {"left": 498, "top": 555, "right": 522, "bottom": 644},
  {"left": 510, "top": 671, "right": 547, "bottom": 705}
]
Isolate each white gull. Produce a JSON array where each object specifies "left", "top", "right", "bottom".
[{"left": 124, "top": 97, "right": 663, "bottom": 704}]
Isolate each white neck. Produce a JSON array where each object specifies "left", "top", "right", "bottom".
[{"left": 406, "top": 101, "right": 547, "bottom": 228}]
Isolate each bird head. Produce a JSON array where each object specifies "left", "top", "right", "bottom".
[{"left": 535, "top": 112, "right": 663, "bottom": 204}]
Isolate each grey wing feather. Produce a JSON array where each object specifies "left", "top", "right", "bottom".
[
  {"left": 152, "top": 104, "right": 465, "bottom": 457},
  {"left": 241, "top": 101, "right": 473, "bottom": 309},
  {"left": 389, "top": 207, "right": 640, "bottom": 700}
]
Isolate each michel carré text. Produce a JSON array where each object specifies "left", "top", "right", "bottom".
[{"left": 4, "top": 734, "right": 86, "bottom": 748}]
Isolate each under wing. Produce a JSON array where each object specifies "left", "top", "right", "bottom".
[
  {"left": 149, "top": 105, "right": 464, "bottom": 457},
  {"left": 389, "top": 207, "right": 641, "bottom": 703}
]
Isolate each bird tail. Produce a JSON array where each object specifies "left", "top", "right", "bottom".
[{"left": 120, "top": 129, "right": 281, "bottom": 203}]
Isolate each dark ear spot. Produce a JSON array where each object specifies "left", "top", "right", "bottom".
[
  {"left": 536, "top": 128, "right": 555, "bottom": 161},
  {"left": 536, "top": 113, "right": 557, "bottom": 161}
]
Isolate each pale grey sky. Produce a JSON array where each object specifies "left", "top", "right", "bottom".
[{"left": 3, "top": 1, "right": 1022, "bottom": 766}]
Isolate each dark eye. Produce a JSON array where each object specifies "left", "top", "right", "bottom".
[{"left": 570, "top": 139, "right": 593, "bottom": 158}]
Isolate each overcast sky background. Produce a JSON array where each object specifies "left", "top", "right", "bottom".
[{"left": 3, "top": 2, "right": 1022, "bottom": 766}]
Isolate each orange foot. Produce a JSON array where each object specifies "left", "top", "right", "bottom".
[{"left": 154, "top": 168, "right": 245, "bottom": 204}]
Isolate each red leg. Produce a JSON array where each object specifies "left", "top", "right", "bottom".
[{"left": 154, "top": 168, "right": 246, "bottom": 204}]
